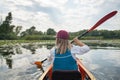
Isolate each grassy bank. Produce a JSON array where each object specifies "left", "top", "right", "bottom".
[
  {"left": 81, "top": 39, "right": 120, "bottom": 47},
  {"left": 0, "top": 40, "right": 55, "bottom": 46},
  {"left": 0, "top": 39, "right": 120, "bottom": 47}
]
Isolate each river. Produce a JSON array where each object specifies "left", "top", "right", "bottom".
[{"left": 0, "top": 44, "right": 120, "bottom": 80}]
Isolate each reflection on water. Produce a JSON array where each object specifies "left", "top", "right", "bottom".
[
  {"left": 0, "top": 44, "right": 120, "bottom": 80},
  {"left": 79, "top": 47, "right": 120, "bottom": 80},
  {"left": 0, "top": 43, "right": 50, "bottom": 80},
  {"left": 0, "top": 43, "right": 52, "bottom": 69},
  {"left": 0, "top": 46, "right": 14, "bottom": 69}
]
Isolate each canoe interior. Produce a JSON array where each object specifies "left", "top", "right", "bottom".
[{"left": 39, "top": 59, "right": 96, "bottom": 80}]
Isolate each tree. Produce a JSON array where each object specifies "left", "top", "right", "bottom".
[
  {"left": 0, "top": 12, "right": 20, "bottom": 39},
  {"left": 20, "top": 26, "right": 44, "bottom": 37},
  {"left": 14, "top": 26, "right": 22, "bottom": 36},
  {"left": 46, "top": 28, "right": 56, "bottom": 35},
  {"left": 0, "top": 12, "right": 12, "bottom": 33},
  {"left": 28, "top": 26, "right": 36, "bottom": 35}
]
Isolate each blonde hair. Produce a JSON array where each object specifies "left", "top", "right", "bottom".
[{"left": 55, "top": 38, "right": 71, "bottom": 54}]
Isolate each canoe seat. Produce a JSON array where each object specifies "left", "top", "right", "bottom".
[{"left": 52, "top": 70, "right": 81, "bottom": 80}]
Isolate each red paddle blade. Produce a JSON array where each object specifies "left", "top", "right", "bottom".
[
  {"left": 88, "top": 11, "right": 117, "bottom": 32},
  {"left": 34, "top": 61, "right": 42, "bottom": 66}
]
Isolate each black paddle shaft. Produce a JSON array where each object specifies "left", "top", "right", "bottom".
[
  {"left": 41, "top": 58, "right": 47, "bottom": 63},
  {"left": 71, "top": 31, "right": 88, "bottom": 43}
]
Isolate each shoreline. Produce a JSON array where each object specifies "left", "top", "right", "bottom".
[{"left": 0, "top": 39, "right": 120, "bottom": 47}]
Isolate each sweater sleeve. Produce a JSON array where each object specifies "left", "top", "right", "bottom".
[
  {"left": 47, "top": 47, "right": 55, "bottom": 63},
  {"left": 71, "top": 45, "right": 90, "bottom": 55}
]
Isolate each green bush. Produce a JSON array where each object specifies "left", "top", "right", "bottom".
[{"left": 22, "top": 35, "right": 55, "bottom": 40}]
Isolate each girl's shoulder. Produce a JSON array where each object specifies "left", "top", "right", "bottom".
[
  {"left": 71, "top": 44, "right": 80, "bottom": 49},
  {"left": 71, "top": 44, "right": 90, "bottom": 49},
  {"left": 71, "top": 44, "right": 90, "bottom": 55}
]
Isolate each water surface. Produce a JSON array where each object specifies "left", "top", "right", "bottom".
[{"left": 0, "top": 44, "right": 120, "bottom": 80}]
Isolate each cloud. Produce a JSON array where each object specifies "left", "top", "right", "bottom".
[
  {"left": 6, "top": 0, "right": 33, "bottom": 6},
  {"left": 0, "top": 0, "right": 120, "bottom": 32}
]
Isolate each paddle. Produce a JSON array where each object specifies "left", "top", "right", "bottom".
[
  {"left": 34, "top": 58, "right": 47, "bottom": 72},
  {"left": 71, "top": 10, "right": 117, "bottom": 43}
]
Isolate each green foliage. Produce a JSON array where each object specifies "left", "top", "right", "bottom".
[
  {"left": 20, "top": 29, "right": 120, "bottom": 40},
  {"left": 0, "top": 12, "right": 19, "bottom": 40},
  {"left": 73, "top": 30, "right": 120, "bottom": 39},
  {"left": 14, "top": 26, "right": 22, "bottom": 36},
  {"left": 22, "top": 35, "right": 55, "bottom": 40},
  {"left": 0, "top": 33, "right": 18, "bottom": 40},
  {"left": 39, "top": 35, "right": 55, "bottom": 40},
  {"left": 46, "top": 28, "right": 56, "bottom": 35},
  {"left": 81, "top": 36, "right": 103, "bottom": 40},
  {"left": 0, "top": 12, "right": 12, "bottom": 34},
  {"left": 20, "top": 26, "right": 43, "bottom": 37},
  {"left": 22, "top": 35, "right": 40, "bottom": 40}
]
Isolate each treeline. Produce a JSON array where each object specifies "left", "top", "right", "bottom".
[
  {"left": 70, "top": 30, "right": 120, "bottom": 39},
  {"left": 0, "top": 12, "right": 120, "bottom": 40}
]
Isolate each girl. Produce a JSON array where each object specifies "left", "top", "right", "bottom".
[{"left": 48, "top": 30, "right": 90, "bottom": 71}]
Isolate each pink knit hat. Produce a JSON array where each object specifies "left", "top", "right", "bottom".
[{"left": 56, "top": 30, "right": 69, "bottom": 39}]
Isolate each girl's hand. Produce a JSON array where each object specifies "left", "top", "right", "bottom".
[{"left": 73, "top": 37, "right": 85, "bottom": 46}]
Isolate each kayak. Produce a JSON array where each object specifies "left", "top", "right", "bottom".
[{"left": 39, "top": 59, "right": 96, "bottom": 80}]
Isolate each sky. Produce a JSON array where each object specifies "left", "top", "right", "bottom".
[{"left": 0, "top": 0, "right": 120, "bottom": 32}]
